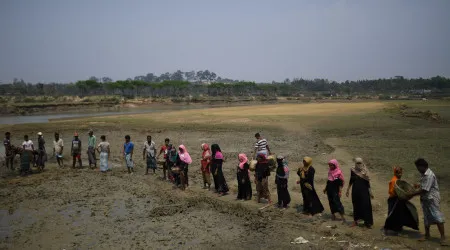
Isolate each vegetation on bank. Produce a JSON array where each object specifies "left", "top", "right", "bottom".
[{"left": 1, "top": 70, "right": 450, "bottom": 98}]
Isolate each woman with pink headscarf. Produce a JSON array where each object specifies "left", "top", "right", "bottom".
[
  {"left": 177, "top": 145, "right": 192, "bottom": 190},
  {"left": 237, "top": 153, "right": 252, "bottom": 200},
  {"left": 323, "top": 159, "right": 347, "bottom": 222}
]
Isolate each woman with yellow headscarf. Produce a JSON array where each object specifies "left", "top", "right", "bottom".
[{"left": 297, "top": 157, "right": 324, "bottom": 216}]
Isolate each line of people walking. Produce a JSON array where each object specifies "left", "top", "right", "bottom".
[{"left": 2, "top": 131, "right": 447, "bottom": 245}]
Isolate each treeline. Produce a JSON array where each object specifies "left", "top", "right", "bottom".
[{"left": 1, "top": 70, "right": 450, "bottom": 98}]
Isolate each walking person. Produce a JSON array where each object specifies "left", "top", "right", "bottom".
[
  {"left": 255, "top": 153, "right": 272, "bottom": 204},
  {"left": 166, "top": 144, "right": 178, "bottom": 184},
  {"left": 383, "top": 166, "right": 419, "bottom": 234},
  {"left": 177, "top": 145, "right": 192, "bottom": 190},
  {"left": 143, "top": 135, "right": 157, "bottom": 175},
  {"left": 97, "top": 135, "right": 110, "bottom": 173},
  {"left": 53, "top": 132, "right": 64, "bottom": 167},
  {"left": 19, "top": 148, "right": 32, "bottom": 176},
  {"left": 22, "top": 135, "right": 35, "bottom": 167},
  {"left": 123, "top": 135, "right": 134, "bottom": 174},
  {"left": 36, "top": 132, "right": 47, "bottom": 171},
  {"left": 211, "top": 144, "right": 229, "bottom": 196},
  {"left": 297, "top": 157, "right": 324, "bottom": 216},
  {"left": 409, "top": 158, "right": 447, "bottom": 246},
  {"left": 157, "top": 138, "right": 170, "bottom": 180},
  {"left": 346, "top": 157, "right": 374, "bottom": 228},
  {"left": 4, "top": 132, "right": 16, "bottom": 170},
  {"left": 253, "top": 133, "right": 271, "bottom": 159},
  {"left": 201, "top": 143, "right": 212, "bottom": 190},
  {"left": 237, "top": 153, "right": 252, "bottom": 200},
  {"left": 324, "top": 159, "right": 346, "bottom": 222},
  {"left": 87, "top": 130, "right": 97, "bottom": 169},
  {"left": 275, "top": 156, "right": 290, "bottom": 208},
  {"left": 71, "top": 132, "right": 82, "bottom": 168}
]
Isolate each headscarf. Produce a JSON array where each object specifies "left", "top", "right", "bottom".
[
  {"left": 393, "top": 166, "right": 402, "bottom": 176},
  {"left": 211, "top": 144, "right": 223, "bottom": 160},
  {"left": 351, "top": 157, "right": 370, "bottom": 181},
  {"left": 238, "top": 153, "right": 248, "bottom": 169},
  {"left": 300, "top": 156, "right": 313, "bottom": 179},
  {"left": 276, "top": 155, "right": 289, "bottom": 178},
  {"left": 256, "top": 153, "right": 268, "bottom": 163},
  {"left": 178, "top": 145, "right": 192, "bottom": 164},
  {"left": 328, "top": 159, "right": 345, "bottom": 184},
  {"left": 201, "top": 143, "right": 211, "bottom": 160}
]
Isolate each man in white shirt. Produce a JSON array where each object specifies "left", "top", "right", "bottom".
[
  {"left": 253, "top": 133, "right": 271, "bottom": 159},
  {"left": 53, "top": 132, "right": 64, "bottom": 167},
  {"left": 143, "top": 135, "right": 157, "bottom": 175},
  {"left": 22, "top": 134, "right": 35, "bottom": 166}
]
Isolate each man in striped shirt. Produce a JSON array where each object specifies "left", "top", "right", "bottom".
[
  {"left": 410, "top": 158, "right": 447, "bottom": 246},
  {"left": 253, "top": 133, "right": 271, "bottom": 159}
]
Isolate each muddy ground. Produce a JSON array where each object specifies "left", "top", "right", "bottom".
[{"left": 1, "top": 102, "right": 449, "bottom": 249}]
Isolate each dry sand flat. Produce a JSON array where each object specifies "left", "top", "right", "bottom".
[{"left": 0, "top": 101, "right": 448, "bottom": 249}]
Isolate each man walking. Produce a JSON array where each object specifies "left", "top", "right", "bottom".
[
  {"left": 253, "top": 133, "right": 271, "bottom": 159},
  {"left": 123, "top": 135, "right": 134, "bottom": 174},
  {"left": 71, "top": 132, "right": 82, "bottom": 168},
  {"left": 410, "top": 158, "right": 447, "bottom": 246},
  {"left": 87, "top": 130, "right": 97, "bottom": 169},
  {"left": 143, "top": 135, "right": 157, "bottom": 175},
  {"left": 53, "top": 132, "right": 64, "bottom": 167},
  {"left": 3, "top": 132, "right": 15, "bottom": 170}
]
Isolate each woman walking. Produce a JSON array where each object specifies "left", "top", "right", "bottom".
[
  {"left": 237, "top": 153, "right": 252, "bottom": 200},
  {"left": 97, "top": 135, "right": 110, "bottom": 173},
  {"left": 211, "top": 144, "right": 229, "bottom": 196},
  {"left": 177, "top": 145, "right": 192, "bottom": 190},
  {"left": 324, "top": 159, "right": 346, "bottom": 222},
  {"left": 255, "top": 153, "right": 272, "bottom": 204},
  {"left": 36, "top": 132, "right": 47, "bottom": 171},
  {"left": 201, "top": 143, "right": 212, "bottom": 190},
  {"left": 346, "top": 157, "right": 374, "bottom": 228},
  {"left": 298, "top": 157, "right": 324, "bottom": 216},
  {"left": 383, "top": 166, "right": 419, "bottom": 233},
  {"left": 275, "top": 156, "right": 290, "bottom": 208}
]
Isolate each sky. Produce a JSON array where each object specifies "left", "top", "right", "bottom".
[{"left": 0, "top": 0, "right": 449, "bottom": 83}]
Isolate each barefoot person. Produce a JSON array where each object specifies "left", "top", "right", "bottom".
[
  {"left": 409, "top": 158, "right": 447, "bottom": 246},
  {"left": 201, "top": 143, "right": 212, "bottom": 190},
  {"left": 324, "top": 159, "right": 346, "bottom": 222},
  {"left": 211, "top": 144, "right": 229, "bottom": 196},
  {"left": 237, "top": 153, "right": 252, "bottom": 200},
  {"left": 298, "top": 157, "right": 324, "bottom": 216},
  {"left": 157, "top": 138, "right": 170, "bottom": 180},
  {"left": 71, "top": 132, "right": 82, "bottom": 168},
  {"left": 87, "top": 130, "right": 97, "bottom": 169},
  {"left": 97, "top": 135, "right": 110, "bottom": 173},
  {"left": 4, "top": 132, "right": 15, "bottom": 170},
  {"left": 123, "top": 135, "right": 134, "bottom": 174},
  {"left": 383, "top": 166, "right": 419, "bottom": 234},
  {"left": 22, "top": 135, "right": 35, "bottom": 167},
  {"left": 36, "top": 132, "right": 47, "bottom": 171},
  {"left": 255, "top": 153, "right": 271, "bottom": 204},
  {"left": 53, "top": 132, "right": 64, "bottom": 167},
  {"left": 275, "top": 156, "right": 290, "bottom": 208},
  {"left": 346, "top": 157, "right": 373, "bottom": 228},
  {"left": 143, "top": 135, "right": 157, "bottom": 175},
  {"left": 177, "top": 145, "right": 192, "bottom": 190}
]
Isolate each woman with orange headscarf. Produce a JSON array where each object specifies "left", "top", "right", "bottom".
[
  {"left": 383, "top": 166, "right": 419, "bottom": 234},
  {"left": 201, "top": 143, "right": 212, "bottom": 190}
]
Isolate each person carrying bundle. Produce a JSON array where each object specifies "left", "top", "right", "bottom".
[{"left": 383, "top": 166, "right": 419, "bottom": 234}]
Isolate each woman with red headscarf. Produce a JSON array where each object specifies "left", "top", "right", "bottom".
[
  {"left": 323, "top": 159, "right": 346, "bottom": 222},
  {"left": 201, "top": 143, "right": 212, "bottom": 190},
  {"left": 237, "top": 153, "right": 252, "bottom": 200}
]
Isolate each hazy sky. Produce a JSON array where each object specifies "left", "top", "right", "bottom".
[{"left": 1, "top": 0, "right": 449, "bottom": 83}]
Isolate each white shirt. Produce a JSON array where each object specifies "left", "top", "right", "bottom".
[
  {"left": 143, "top": 141, "right": 156, "bottom": 157},
  {"left": 22, "top": 140, "right": 34, "bottom": 151},
  {"left": 54, "top": 139, "right": 64, "bottom": 153}
]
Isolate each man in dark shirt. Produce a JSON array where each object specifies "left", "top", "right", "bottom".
[{"left": 3, "top": 132, "right": 15, "bottom": 170}]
